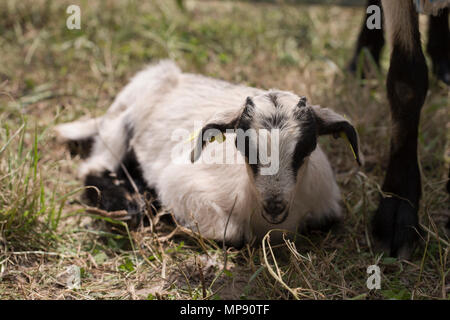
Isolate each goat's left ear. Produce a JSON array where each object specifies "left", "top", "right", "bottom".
[
  {"left": 190, "top": 98, "right": 255, "bottom": 163},
  {"left": 190, "top": 110, "right": 241, "bottom": 163},
  {"left": 310, "top": 105, "right": 363, "bottom": 166}
]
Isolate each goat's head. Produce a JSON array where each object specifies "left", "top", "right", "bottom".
[{"left": 191, "top": 91, "right": 361, "bottom": 225}]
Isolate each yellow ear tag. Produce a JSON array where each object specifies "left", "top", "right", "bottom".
[
  {"left": 340, "top": 131, "right": 357, "bottom": 161},
  {"left": 210, "top": 133, "right": 226, "bottom": 143},
  {"left": 185, "top": 130, "right": 226, "bottom": 144}
]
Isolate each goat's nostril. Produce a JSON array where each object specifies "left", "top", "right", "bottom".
[{"left": 263, "top": 200, "right": 287, "bottom": 216}]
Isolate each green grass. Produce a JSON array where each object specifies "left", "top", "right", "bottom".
[{"left": 0, "top": 0, "right": 448, "bottom": 299}]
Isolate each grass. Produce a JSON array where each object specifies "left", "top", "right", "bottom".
[{"left": 0, "top": 0, "right": 448, "bottom": 300}]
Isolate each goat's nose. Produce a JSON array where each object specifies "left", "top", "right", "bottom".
[{"left": 263, "top": 199, "right": 287, "bottom": 217}]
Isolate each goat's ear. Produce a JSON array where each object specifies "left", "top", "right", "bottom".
[
  {"left": 190, "top": 97, "right": 255, "bottom": 163},
  {"left": 190, "top": 121, "right": 232, "bottom": 163},
  {"left": 310, "top": 105, "right": 363, "bottom": 166}
]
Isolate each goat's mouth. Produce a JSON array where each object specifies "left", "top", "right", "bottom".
[{"left": 261, "top": 207, "right": 289, "bottom": 225}]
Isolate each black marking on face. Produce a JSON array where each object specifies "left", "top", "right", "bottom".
[
  {"left": 292, "top": 107, "right": 317, "bottom": 175},
  {"left": 238, "top": 96, "right": 290, "bottom": 176},
  {"left": 241, "top": 94, "right": 287, "bottom": 173},
  {"left": 234, "top": 129, "right": 259, "bottom": 176}
]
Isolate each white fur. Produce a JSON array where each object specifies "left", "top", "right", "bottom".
[{"left": 56, "top": 60, "right": 349, "bottom": 246}]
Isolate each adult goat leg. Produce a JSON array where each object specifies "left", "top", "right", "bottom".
[
  {"left": 372, "top": 0, "right": 428, "bottom": 259},
  {"left": 348, "top": 0, "right": 385, "bottom": 76}
]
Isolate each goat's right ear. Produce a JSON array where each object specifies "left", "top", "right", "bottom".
[
  {"left": 190, "top": 97, "right": 255, "bottom": 163},
  {"left": 310, "top": 105, "right": 363, "bottom": 166}
]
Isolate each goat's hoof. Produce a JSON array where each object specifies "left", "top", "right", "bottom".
[
  {"left": 123, "top": 205, "right": 146, "bottom": 230},
  {"left": 433, "top": 59, "right": 450, "bottom": 85},
  {"left": 372, "top": 196, "right": 422, "bottom": 260}
]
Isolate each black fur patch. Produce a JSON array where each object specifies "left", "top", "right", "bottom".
[
  {"left": 292, "top": 107, "right": 317, "bottom": 175},
  {"left": 234, "top": 129, "right": 259, "bottom": 176},
  {"left": 83, "top": 148, "right": 159, "bottom": 229},
  {"left": 67, "top": 137, "right": 94, "bottom": 159},
  {"left": 427, "top": 8, "right": 450, "bottom": 85}
]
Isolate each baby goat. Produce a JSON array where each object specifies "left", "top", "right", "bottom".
[{"left": 56, "top": 60, "right": 361, "bottom": 246}]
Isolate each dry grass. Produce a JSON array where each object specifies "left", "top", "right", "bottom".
[{"left": 0, "top": 0, "right": 448, "bottom": 300}]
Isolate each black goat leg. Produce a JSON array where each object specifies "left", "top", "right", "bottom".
[
  {"left": 348, "top": 0, "right": 385, "bottom": 77},
  {"left": 372, "top": 0, "right": 428, "bottom": 259}
]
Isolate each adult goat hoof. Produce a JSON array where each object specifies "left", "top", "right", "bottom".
[{"left": 372, "top": 196, "right": 422, "bottom": 260}]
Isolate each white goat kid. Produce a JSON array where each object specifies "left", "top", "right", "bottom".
[{"left": 56, "top": 60, "right": 362, "bottom": 247}]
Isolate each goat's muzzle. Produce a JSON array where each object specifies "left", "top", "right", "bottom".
[{"left": 262, "top": 199, "right": 289, "bottom": 224}]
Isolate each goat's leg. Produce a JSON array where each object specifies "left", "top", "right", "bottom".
[
  {"left": 373, "top": 0, "right": 428, "bottom": 259},
  {"left": 83, "top": 149, "right": 158, "bottom": 229},
  {"left": 427, "top": 8, "right": 450, "bottom": 85},
  {"left": 348, "top": 0, "right": 385, "bottom": 75}
]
